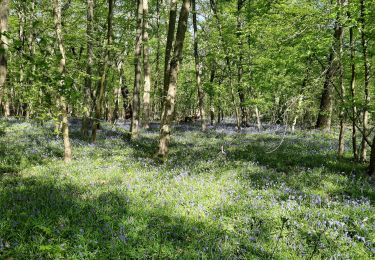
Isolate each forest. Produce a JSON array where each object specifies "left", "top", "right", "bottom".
[{"left": 0, "top": 0, "right": 374, "bottom": 258}]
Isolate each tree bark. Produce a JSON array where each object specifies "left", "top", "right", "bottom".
[
  {"left": 192, "top": 0, "right": 206, "bottom": 131},
  {"left": 142, "top": 0, "right": 151, "bottom": 129},
  {"left": 237, "top": 0, "right": 247, "bottom": 127},
  {"left": 118, "top": 58, "right": 131, "bottom": 120},
  {"left": 255, "top": 106, "right": 262, "bottom": 131},
  {"left": 113, "top": 59, "right": 124, "bottom": 122},
  {"left": 130, "top": 0, "right": 143, "bottom": 139},
  {"left": 82, "top": 0, "right": 94, "bottom": 138},
  {"left": 162, "top": 0, "right": 178, "bottom": 109},
  {"left": 158, "top": 0, "right": 191, "bottom": 157},
  {"left": 53, "top": 0, "right": 72, "bottom": 163},
  {"left": 337, "top": 0, "right": 346, "bottom": 157},
  {"left": 209, "top": 67, "right": 215, "bottom": 125},
  {"left": 367, "top": 136, "right": 375, "bottom": 176},
  {"left": 0, "top": 0, "right": 8, "bottom": 116},
  {"left": 349, "top": 17, "right": 358, "bottom": 161},
  {"left": 316, "top": 0, "right": 345, "bottom": 131},
  {"left": 360, "top": 0, "right": 370, "bottom": 162},
  {"left": 210, "top": 0, "right": 240, "bottom": 130},
  {"left": 152, "top": 0, "right": 161, "bottom": 120},
  {"left": 17, "top": 6, "right": 25, "bottom": 118},
  {"left": 92, "top": 0, "right": 114, "bottom": 142},
  {"left": 316, "top": 52, "right": 334, "bottom": 130}
]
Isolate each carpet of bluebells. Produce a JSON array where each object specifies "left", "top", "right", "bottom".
[{"left": 0, "top": 119, "right": 374, "bottom": 259}]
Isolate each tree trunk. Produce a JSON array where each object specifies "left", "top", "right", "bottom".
[
  {"left": 316, "top": 52, "right": 334, "bottom": 131},
  {"left": 316, "top": 0, "right": 345, "bottom": 131},
  {"left": 255, "top": 106, "right": 262, "bottom": 131},
  {"left": 0, "top": 0, "right": 8, "bottom": 116},
  {"left": 17, "top": 7, "right": 25, "bottom": 118},
  {"left": 142, "top": 0, "right": 151, "bottom": 129},
  {"left": 130, "top": 0, "right": 143, "bottom": 139},
  {"left": 53, "top": 0, "right": 72, "bottom": 163},
  {"left": 192, "top": 0, "right": 206, "bottom": 131},
  {"left": 229, "top": 67, "right": 241, "bottom": 130},
  {"left": 118, "top": 59, "right": 131, "bottom": 120},
  {"left": 82, "top": 0, "right": 94, "bottom": 139},
  {"left": 113, "top": 59, "right": 124, "bottom": 123},
  {"left": 158, "top": 0, "right": 191, "bottom": 157},
  {"left": 162, "top": 0, "right": 178, "bottom": 109},
  {"left": 360, "top": 0, "right": 370, "bottom": 162},
  {"left": 209, "top": 67, "right": 215, "bottom": 126},
  {"left": 92, "top": 0, "right": 114, "bottom": 142},
  {"left": 349, "top": 19, "right": 358, "bottom": 161},
  {"left": 367, "top": 136, "right": 375, "bottom": 176},
  {"left": 61, "top": 97, "right": 72, "bottom": 162},
  {"left": 237, "top": 0, "right": 247, "bottom": 127},
  {"left": 152, "top": 0, "right": 161, "bottom": 120},
  {"left": 337, "top": 1, "right": 346, "bottom": 157},
  {"left": 291, "top": 98, "right": 302, "bottom": 133},
  {"left": 210, "top": 0, "right": 240, "bottom": 130},
  {"left": 27, "top": 0, "right": 36, "bottom": 119}
]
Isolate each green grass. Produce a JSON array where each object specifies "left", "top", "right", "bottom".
[{"left": 0, "top": 120, "right": 374, "bottom": 259}]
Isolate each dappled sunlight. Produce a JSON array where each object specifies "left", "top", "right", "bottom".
[{"left": 0, "top": 121, "right": 374, "bottom": 258}]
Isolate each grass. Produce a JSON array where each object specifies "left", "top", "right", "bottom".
[{"left": 0, "top": 119, "right": 374, "bottom": 259}]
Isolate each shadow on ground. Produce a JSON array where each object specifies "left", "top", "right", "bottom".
[{"left": 0, "top": 174, "right": 271, "bottom": 259}]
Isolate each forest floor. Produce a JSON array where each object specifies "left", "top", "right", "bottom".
[{"left": 0, "top": 119, "right": 374, "bottom": 259}]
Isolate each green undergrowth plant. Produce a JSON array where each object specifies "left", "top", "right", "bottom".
[{"left": 0, "top": 120, "right": 374, "bottom": 259}]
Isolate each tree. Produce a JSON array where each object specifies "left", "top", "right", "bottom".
[
  {"left": 142, "top": 0, "right": 151, "bottom": 129},
  {"left": 349, "top": 11, "right": 358, "bottom": 161},
  {"left": 337, "top": 0, "right": 347, "bottom": 157},
  {"left": 236, "top": 0, "right": 248, "bottom": 127},
  {"left": 360, "top": 0, "right": 370, "bottom": 162},
  {"left": 210, "top": 0, "right": 241, "bottom": 130},
  {"left": 81, "top": 0, "right": 94, "bottom": 139},
  {"left": 316, "top": 0, "right": 346, "bottom": 131},
  {"left": 192, "top": 0, "right": 206, "bottom": 131},
  {"left": 53, "top": 0, "right": 72, "bottom": 163},
  {"left": 0, "top": 0, "right": 8, "bottom": 116},
  {"left": 159, "top": 0, "right": 191, "bottom": 157},
  {"left": 130, "top": 0, "right": 143, "bottom": 139},
  {"left": 92, "top": 0, "right": 114, "bottom": 143}
]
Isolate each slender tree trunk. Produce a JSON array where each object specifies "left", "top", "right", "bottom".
[
  {"left": 337, "top": 1, "right": 346, "bottom": 157},
  {"left": 255, "top": 106, "right": 262, "bottom": 131},
  {"left": 367, "top": 136, "right": 375, "bottom": 176},
  {"left": 53, "top": 0, "right": 72, "bottom": 162},
  {"left": 153, "top": 0, "right": 161, "bottom": 120},
  {"left": 210, "top": 0, "right": 240, "bottom": 130},
  {"left": 192, "top": 0, "right": 206, "bottom": 131},
  {"left": 292, "top": 59, "right": 310, "bottom": 133},
  {"left": 316, "top": 0, "right": 345, "bottom": 131},
  {"left": 118, "top": 59, "right": 131, "bottom": 120},
  {"left": 316, "top": 52, "right": 334, "bottom": 130},
  {"left": 229, "top": 66, "right": 241, "bottom": 130},
  {"left": 349, "top": 19, "right": 358, "bottom": 161},
  {"left": 142, "top": 0, "right": 151, "bottom": 129},
  {"left": 0, "top": 0, "right": 8, "bottom": 116},
  {"left": 131, "top": 0, "right": 143, "bottom": 139},
  {"left": 162, "top": 0, "right": 178, "bottom": 108},
  {"left": 209, "top": 67, "right": 215, "bottom": 126},
  {"left": 360, "top": 0, "right": 370, "bottom": 162},
  {"left": 82, "top": 0, "right": 94, "bottom": 138},
  {"left": 17, "top": 8, "right": 25, "bottom": 118},
  {"left": 237, "top": 0, "right": 247, "bottom": 127},
  {"left": 291, "top": 98, "right": 302, "bottom": 133},
  {"left": 92, "top": 0, "right": 114, "bottom": 142},
  {"left": 158, "top": 0, "right": 191, "bottom": 157},
  {"left": 113, "top": 59, "right": 124, "bottom": 123},
  {"left": 26, "top": 0, "right": 36, "bottom": 119}
]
